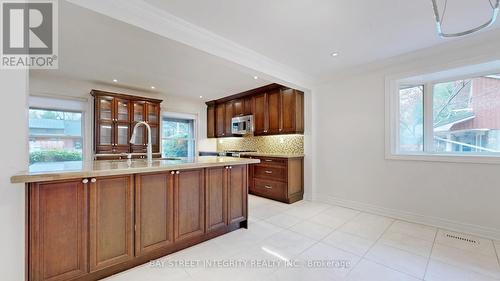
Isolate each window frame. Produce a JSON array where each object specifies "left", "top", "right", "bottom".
[
  {"left": 386, "top": 68, "right": 500, "bottom": 164},
  {"left": 160, "top": 111, "right": 198, "bottom": 158},
  {"left": 28, "top": 101, "right": 87, "bottom": 166}
]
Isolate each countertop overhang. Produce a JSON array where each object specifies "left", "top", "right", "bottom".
[{"left": 11, "top": 156, "right": 260, "bottom": 184}]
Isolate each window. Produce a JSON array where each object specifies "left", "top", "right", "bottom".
[
  {"left": 162, "top": 116, "right": 196, "bottom": 158},
  {"left": 392, "top": 71, "right": 500, "bottom": 160},
  {"left": 29, "top": 108, "right": 84, "bottom": 167}
]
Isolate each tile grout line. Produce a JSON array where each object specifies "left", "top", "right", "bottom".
[
  {"left": 422, "top": 227, "right": 439, "bottom": 281},
  {"left": 359, "top": 220, "right": 425, "bottom": 280},
  {"left": 494, "top": 241, "right": 500, "bottom": 268}
]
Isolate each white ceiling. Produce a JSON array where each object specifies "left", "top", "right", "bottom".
[
  {"left": 31, "top": 1, "right": 270, "bottom": 100},
  {"left": 144, "top": 0, "right": 500, "bottom": 77}
]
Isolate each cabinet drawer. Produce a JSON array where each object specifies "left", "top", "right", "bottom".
[
  {"left": 257, "top": 157, "right": 286, "bottom": 167},
  {"left": 254, "top": 165, "right": 286, "bottom": 181},
  {"left": 252, "top": 179, "right": 285, "bottom": 199}
]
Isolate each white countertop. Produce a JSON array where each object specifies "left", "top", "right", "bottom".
[{"left": 11, "top": 156, "right": 260, "bottom": 184}]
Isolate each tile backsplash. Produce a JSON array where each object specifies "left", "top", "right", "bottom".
[{"left": 217, "top": 134, "right": 304, "bottom": 154}]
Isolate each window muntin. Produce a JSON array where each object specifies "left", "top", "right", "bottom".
[
  {"left": 161, "top": 117, "right": 196, "bottom": 158},
  {"left": 396, "top": 73, "right": 500, "bottom": 156},
  {"left": 29, "top": 108, "right": 84, "bottom": 167}
]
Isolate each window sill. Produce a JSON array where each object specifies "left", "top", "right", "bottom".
[{"left": 386, "top": 153, "right": 500, "bottom": 165}]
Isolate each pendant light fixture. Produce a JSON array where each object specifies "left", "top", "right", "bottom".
[{"left": 431, "top": 0, "right": 500, "bottom": 38}]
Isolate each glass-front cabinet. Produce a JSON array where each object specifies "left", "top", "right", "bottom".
[{"left": 91, "top": 90, "right": 162, "bottom": 158}]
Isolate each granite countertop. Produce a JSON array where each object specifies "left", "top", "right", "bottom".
[
  {"left": 238, "top": 152, "right": 305, "bottom": 159},
  {"left": 11, "top": 156, "right": 260, "bottom": 184}
]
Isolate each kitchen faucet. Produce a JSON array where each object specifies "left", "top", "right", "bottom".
[{"left": 130, "top": 121, "right": 153, "bottom": 163}]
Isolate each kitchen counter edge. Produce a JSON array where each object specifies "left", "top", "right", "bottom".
[{"left": 11, "top": 157, "right": 261, "bottom": 184}]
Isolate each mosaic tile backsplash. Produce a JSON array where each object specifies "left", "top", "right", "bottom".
[{"left": 217, "top": 134, "right": 304, "bottom": 154}]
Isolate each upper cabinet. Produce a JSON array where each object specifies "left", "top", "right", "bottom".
[
  {"left": 206, "top": 84, "right": 304, "bottom": 138},
  {"left": 91, "top": 90, "right": 162, "bottom": 158}
]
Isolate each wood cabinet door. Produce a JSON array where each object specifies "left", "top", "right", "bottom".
[
  {"left": 281, "top": 89, "right": 304, "bottom": 134},
  {"left": 95, "top": 96, "right": 114, "bottom": 122},
  {"left": 215, "top": 103, "right": 225, "bottom": 137},
  {"left": 115, "top": 98, "right": 130, "bottom": 122},
  {"left": 135, "top": 173, "right": 174, "bottom": 256},
  {"left": 207, "top": 104, "right": 216, "bottom": 138},
  {"left": 224, "top": 100, "right": 234, "bottom": 136},
  {"left": 205, "top": 167, "right": 227, "bottom": 232},
  {"left": 89, "top": 176, "right": 134, "bottom": 272},
  {"left": 227, "top": 165, "right": 247, "bottom": 224},
  {"left": 114, "top": 122, "right": 130, "bottom": 152},
  {"left": 253, "top": 93, "right": 268, "bottom": 135},
  {"left": 29, "top": 180, "right": 88, "bottom": 281},
  {"left": 132, "top": 101, "right": 146, "bottom": 123},
  {"left": 267, "top": 90, "right": 281, "bottom": 134},
  {"left": 146, "top": 102, "right": 160, "bottom": 125},
  {"left": 243, "top": 96, "right": 254, "bottom": 115},
  {"left": 233, "top": 99, "right": 244, "bottom": 117},
  {"left": 174, "top": 169, "right": 205, "bottom": 242}
]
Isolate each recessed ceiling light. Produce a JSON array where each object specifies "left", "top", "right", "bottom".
[
  {"left": 113, "top": 79, "right": 118, "bottom": 83},
  {"left": 151, "top": 86, "right": 155, "bottom": 90},
  {"left": 253, "top": 76, "right": 259, "bottom": 80},
  {"left": 331, "top": 52, "right": 339, "bottom": 57},
  {"left": 199, "top": 96, "right": 203, "bottom": 99}
]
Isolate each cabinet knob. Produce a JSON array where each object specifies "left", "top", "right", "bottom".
[
  {"left": 175, "top": 171, "right": 180, "bottom": 174},
  {"left": 229, "top": 166, "right": 232, "bottom": 169},
  {"left": 225, "top": 166, "right": 228, "bottom": 169},
  {"left": 91, "top": 178, "right": 97, "bottom": 183},
  {"left": 170, "top": 171, "right": 175, "bottom": 175},
  {"left": 82, "top": 179, "right": 89, "bottom": 184}
]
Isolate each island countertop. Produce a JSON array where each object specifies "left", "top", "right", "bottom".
[{"left": 11, "top": 156, "right": 260, "bottom": 184}]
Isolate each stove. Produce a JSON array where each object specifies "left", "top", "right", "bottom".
[{"left": 223, "top": 150, "right": 257, "bottom": 157}]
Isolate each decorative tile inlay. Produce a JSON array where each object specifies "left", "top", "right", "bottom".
[{"left": 217, "top": 134, "right": 304, "bottom": 154}]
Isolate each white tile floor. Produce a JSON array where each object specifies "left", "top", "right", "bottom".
[{"left": 105, "top": 195, "right": 500, "bottom": 281}]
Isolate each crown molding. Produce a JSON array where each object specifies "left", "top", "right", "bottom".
[{"left": 66, "top": 0, "right": 315, "bottom": 90}]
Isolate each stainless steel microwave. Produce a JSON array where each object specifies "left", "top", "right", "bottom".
[{"left": 231, "top": 115, "right": 254, "bottom": 135}]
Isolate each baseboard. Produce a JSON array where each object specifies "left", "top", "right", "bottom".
[{"left": 312, "top": 193, "right": 500, "bottom": 241}]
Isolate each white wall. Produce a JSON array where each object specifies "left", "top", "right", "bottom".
[
  {"left": 313, "top": 30, "right": 500, "bottom": 239},
  {"left": 0, "top": 69, "right": 28, "bottom": 280},
  {"left": 29, "top": 74, "right": 217, "bottom": 158}
]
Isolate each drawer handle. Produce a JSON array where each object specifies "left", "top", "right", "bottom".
[
  {"left": 264, "top": 185, "right": 272, "bottom": 189},
  {"left": 265, "top": 170, "right": 273, "bottom": 174},
  {"left": 265, "top": 159, "right": 273, "bottom": 162}
]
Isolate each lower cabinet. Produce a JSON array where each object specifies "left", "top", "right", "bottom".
[
  {"left": 173, "top": 169, "right": 205, "bottom": 242},
  {"left": 205, "top": 165, "right": 247, "bottom": 232},
  {"left": 27, "top": 166, "right": 248, "bottom": 281},
  {"left": 135, "top": 172, "right": 174, "bottom": 256},
  {"left": 89, "top": 175, "right": 134, "bottom": 272},
  {"left": 28, "top": 179, "right": 88, "bottom": 281}
]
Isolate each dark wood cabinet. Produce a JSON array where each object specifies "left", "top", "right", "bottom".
[
  {"left": 173, "top": 169, "right": 205, "bottom": 242},
  {"left": 205, "top": 167, "right": 227, "bottom": 232},
  {"left": 246, "top": 156, "right": 304, "bottom": 204},
  {"left": 27, "top": 165, "right": 250, "bottom": 281},
  {"left": 224, "top": 100, "right": 234, "bottom": 136},
  {"left": 89, "top": 176, "right": 134, "bottom": 272},
  {"left": 267, "top": 90, "right": 281, "bottom": 134},
  {"left": 91, "top": 90, "right": 162, "bottom": 159},
  {"left": 28, "top": 179, "right": 88, "bottom": 281},
  {"left": 135, "top": 172, "right": 174, "bottom": 256},
  {"left": 253, "top": 93, "right": 268, "bottom": 135},
  {"left": 205, "top": 165, "right": 247, "bottom": 232},
  {"left": 280, "top": 88, "right": 304, "bottom": 134},
  {"left": 207, "top": 103, "right": 216, "bottom": 138},
  {"left": 227, "top": 165, "right": 247, "bottom": 224},
  {"left": 206, "top": 84, "right": 304, "bottom": 138},
  {"left": 233, "top": 99, "right": 244, "bottom": 117},
  {"left": 215, "top": 103, "right": 226, "bottom": 137}
]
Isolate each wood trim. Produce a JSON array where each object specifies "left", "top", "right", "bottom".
[
  {"left": 205, "top": 83, "right": 283, "bottom": 105},
  {"left": 90, "top": 90, "right": 163, "bottom": 104}
]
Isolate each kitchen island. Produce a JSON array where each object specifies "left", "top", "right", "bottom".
[{"left": 12, "top": 157, "right": 259, "bottom": 281}]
